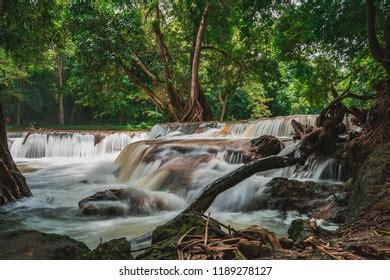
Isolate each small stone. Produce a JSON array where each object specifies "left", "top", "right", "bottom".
[
  {"left": 250, "top": 135, "right": 282, "bottom": 156},
  {"left": 259, "top": 245, "right": 272, "bottom": 258},
  {"left": 238, "top": 241, "right": 263, "bottom": 259},
  {"left": 334, "top": 192, "right": 348, "bottom": 203},
  {"left": 279, "top": 237, "right": 294, "bottom": 249},
  {"left": 287, "top": 219, "right": 315, "bottom": 242}
]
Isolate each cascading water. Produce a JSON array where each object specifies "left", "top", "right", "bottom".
[
  {"left": 9, "top": 131, "right": 148, "bottom": 158},
  {"left": 2, "top": 115, "right": 350, "bottom": 248}
]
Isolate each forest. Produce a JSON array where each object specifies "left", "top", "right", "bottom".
[{"left": 0, "top": 0, "right": 389, "bottom": 260}]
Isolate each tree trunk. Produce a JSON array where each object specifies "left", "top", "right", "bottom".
[
  {"left": 179, "top": 155, "right": 298, "bottom": 215},
  {"left": 365, "top": 0, "right": 390, "bottom": 73},
  {"left": 183, "top": 3, "right": 214, "bottom": 122},
  {"left": 0, "top": 0, "right": 4, "bottom": 16},
  {"left": 154, "top": 5, "right": 184, "bottom": 120},
  {"left": 219, "top": 92, "right": 227, "bottom": 122},
  {"left": 0, "top": 104, "right": 31, "bottom": 204},
  {"left": 16, "top": 100, "right": 21, "bottom": 126},
  {"left": 118, "top": 110, "right": 124, "bottom": 125},
  {"left": 56, "top": 51, "right": 65, "bottom": 126},
  {"left": 70, "top": 103, "right": 76, "bottom": 124},
  {"left": 58, "top": 92, "right": 64, "bottom": 126}
]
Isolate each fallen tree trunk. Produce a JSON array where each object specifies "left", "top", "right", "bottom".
[{"left": 179, "top": 155, "right": 299, "bottom": 215}]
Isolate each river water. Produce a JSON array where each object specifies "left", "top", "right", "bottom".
[{"left": 1, "top": 115, "right": 346, "bottom": 248}]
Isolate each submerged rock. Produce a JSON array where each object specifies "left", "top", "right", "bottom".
[
  {"left": 251, "top": 135, "right": 282, "bottom": 156},
  {"left": 0, "top": 230, "right": 90, "bottom": 260},
  {"left": 79, "top": 189, "right": 127, "bottom": 215},
  {"left": 258, "top": 177, "right": 346, "bottom": 222},
  {"left": 78, "top": 188, "right": 186, "bottom": 216}
]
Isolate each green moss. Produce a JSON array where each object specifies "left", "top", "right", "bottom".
[
  {"left": 287, "top": 219, "right": 309, "bottom": 241},
  {"left": 152, "top": 213, "right": 216, "bottom": 244},
  {"left": 80, "top": 238, "right": 133, "bottom": 260},
  {"left": 136, "top": 237, "right": 178, "bottom": 260},
  {"left": 138, "top": 213, "right": 221, "bottom": 260}
]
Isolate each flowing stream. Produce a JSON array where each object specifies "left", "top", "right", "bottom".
[{"left": 1, "top": 115, "right": 348, "bottom": 249}]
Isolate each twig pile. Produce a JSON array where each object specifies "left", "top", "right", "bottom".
[
  {"left": 176, "top": 213, "right": 242, "bottom": 260},
  {"left": 175, "top": 212, "right": 281, "bottom": 260}
]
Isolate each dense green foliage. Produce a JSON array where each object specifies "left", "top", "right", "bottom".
[{"left": 0, "top": 0, "right": 389, "bottom": 126}]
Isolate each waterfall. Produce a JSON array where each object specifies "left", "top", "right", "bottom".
[
  {"left": 149, "top": 114, "right": 356, "bottom": 139},
  {"left": 149, "top": 115, "right": 318, "bottom": 139},
  {"left": 228, "top": 115, "right": 317, "bottom": 138},
  {"left": 113, "top": 134, "right": 346, "bottom": 213},
  {"left": 8, "top": 131, "right": 148, "bottom": 158},
  {"left": 3, "top": 114, "right": 354, "bottom": 246}
]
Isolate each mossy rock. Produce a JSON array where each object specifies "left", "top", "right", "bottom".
[
  {"left": 80, "top": 238, "right": 133, "bottom": 260},
  {"left": 0, "top": 230, "right": 90, "bottom": 260},
  {"left": 136, "top": 236, "right": 178, "bottom": 260},
  {"left": 152, "top": 213, "right": 218, "bottom": 244},
  {"left": 287, "top": 219, "right": 335, "bottom": 242},
  {"left": 138, "top": 213, "right": 221, "bottom": 260},
  {"left": 287, "top": 219, "right": 313, "bottom": 242}
]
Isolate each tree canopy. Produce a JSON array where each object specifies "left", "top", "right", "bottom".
[{"left": 1, "top": 0, "right": 389, "bottom": 126}]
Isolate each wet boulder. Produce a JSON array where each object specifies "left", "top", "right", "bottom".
[
  {"left": 251, "top": 135, "right": 283, "bottom": 157},
  {"left": 257, "top": 178, "right": 343, "bottom": 219},
  {"left": 79, "top": 189, "right": 127, "bottom": 216},
  {"left": 78, "top": 188, "right": 186, "bottom": 216}
]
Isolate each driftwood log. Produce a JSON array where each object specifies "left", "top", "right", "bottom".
[{"left": 179, "top": 155, "right": 299, "bottom": 216}]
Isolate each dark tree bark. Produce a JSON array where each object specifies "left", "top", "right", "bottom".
[
  {"left": 365, "top": 0, "right": 390, "bottom": 73},
  {"left": 219, "top": 92, "right": 227, "bottom": 122},
  {"left": 0, "top": 104, "right": 31, "bottom": 204},
  {"left": 179, "top": 155, "right": 298, "bottom": 215},
  {"left": 154, "top": 5, "right": 184, "bottom": 120},
  {"left": 55, "top": 50, "right": 65, "bottom": 126},
  {"left": 118, "top": 110, "right": 124, "bottom": 125},
  {"left": 16, "top": 100, "right": 21, "bottom": 126},
  {"left": 70, "top": 103, "right": 77, "bottom": 124},
  {"left": 183, "top": 2, "right": 214, "bottom": 122},
  {"left": 113, "top": 2, "right": 216, "bottom": 122},
  {"left": 0, "top": 0, "right": 4, "bottom": 16}
]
